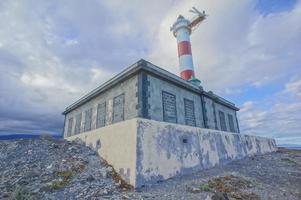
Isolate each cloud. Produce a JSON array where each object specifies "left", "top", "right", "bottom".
[
  {"left": 146, "top": 0, "right": 301, "bottom": 144},
  {"left": 148, "top": 0, "right": 301, "bottom": 92},
  {"left": 283, "top": 77, "right": 301, "bottom": 98},
  {"left": 239, "top": 78, "right": 301, "bottom": 144},
  {"left": 0, "top": 0, "right": 300, "bottom": 144}
]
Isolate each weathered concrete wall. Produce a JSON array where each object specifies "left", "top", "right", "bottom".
[
  {"left": 63, "top": 70, "right": 240, "bottom": 137},
  {"left": 64, "top": 75, "right": 139, "bottom": 137},
  {"left": 65, "top": 118, "right": 276, "bottom": 188},
  {"left": 66, "top": 118, "right": 138, "bottom": 186},
  {"left": 135, "top": 118, "right": 276, "bottom": 187},
  {"left": 147, "top": 74, "right": 204, "bottom": 127}
]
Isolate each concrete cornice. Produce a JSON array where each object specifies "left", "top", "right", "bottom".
[{"left": 63, "top": 59, "right": 239, "bottom": 115}]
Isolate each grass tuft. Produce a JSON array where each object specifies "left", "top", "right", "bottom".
[
  {"left": 46, "top": 170, "right": 74, "bottom": 191},
  {"left": 12, "top": 185, "right": 35, "bottom": 200},
  {"left": 281, "top": 157, "right": 298, "bottom": 165},
  {"left": 200, "top": 184, "right": 212, "bottom": 192}
]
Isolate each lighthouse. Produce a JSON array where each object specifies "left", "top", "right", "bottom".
[{"left": 170, "top": 7, "right": 206, "bottom": 85}]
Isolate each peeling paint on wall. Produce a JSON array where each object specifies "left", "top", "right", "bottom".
[
  {"left": 135, "top": 118, "right": 276, "bottom": 187},
  {"left": 66, "top": 117, "right": 276, "bottom": 188}
]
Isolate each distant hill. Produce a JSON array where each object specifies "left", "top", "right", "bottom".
[
  {"left": 277, "top": 143, "right": 301, "bottom": 150},
  {"left": 0, "top": 134, "right": 62, "bottom": 140}
]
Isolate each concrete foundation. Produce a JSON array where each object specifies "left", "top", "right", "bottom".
[{"left": 66, "top": 118, "right": 277, "bottom": 188}]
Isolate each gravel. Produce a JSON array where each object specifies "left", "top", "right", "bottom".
[
  {"left": 0, "top": 137, "right": 136, "bottom": 200},
  {"left": 130, "top": 148, "right": 301, "bottom": 200},
  {"left": 1, "top": 137, "right": 300, "bottom": 200}
]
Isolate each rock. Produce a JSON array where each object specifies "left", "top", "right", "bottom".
[
  {"left": 205, "top": 195, "right": 212, "bottom": 200},
  {"left": 0, "top": 139, "right": 123, "bottom": 200},
  {"left": 211, "top": 192, "right": 229, "bottom": 200},
  {"left": 122, "top": 194, "right": 130, "bottom": 199},
  {"left": 86, "top": 174, "right": 95, "bottom": 182},
  {"left": 186, "top": 186, "right": 202, "bottom": 193}
]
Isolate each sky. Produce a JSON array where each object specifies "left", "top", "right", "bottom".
[{"left": 0, "top": 0, "right": 300, "bottom": 145}]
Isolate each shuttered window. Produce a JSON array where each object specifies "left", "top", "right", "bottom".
[
  {"left": 74, "top": 113, "right": 82, "bottom": 134},
  {"left": 184, "top": 98, "right": 196, "bottom": 126},
  {"left": 228, "top": 114, "right": 235, "bottom": 132},
  {"left": 162, "top": 91, "right": 177, "bottom": 123},
  {"left": 96, "top": 102, "right": 106, "bottom": 128},
  {"left": 67, "top": 118, "right": 73, "bottom": 136},
  {"left": 84, "top": 108, "right": 92, "bottom": 132},
  {"left": 113, "top": 94, "right": 125, "bottom": 123},
  {"left": 219, "top": 111, "right": 227, "bottom": 131}
]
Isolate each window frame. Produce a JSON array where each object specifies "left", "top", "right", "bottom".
[
  {"left": 227, "top": 114, "right": 235, "bottom": 132},
  {"left": 84, "top": 108, "right": 93, "bottom": 132},
  {"left": 96, "top": 102, "right": 106, "bottom": 128},
  {"left": 184, "top": 98, "right": 196, "bottom": 126},
  {"left": 112, "top": 93, "right": 125, "bottom": 123},
  {"left": 162, "top": 91, "right": 177, "bottom": 123},
  {"left": 218, "top": 111, "right": 227, "bottom": 131},
  {"left": 74, "top": 113, "right": 82, "bottom": 134},
  {"left": 67, "top": 117, "right": 73, "bottom": 137}
]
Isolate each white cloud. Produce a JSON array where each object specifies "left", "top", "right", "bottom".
[
  {"left": 148, "top": 0, "right": 301, "bottom": 92},
  {"left": 0, "top": 0, "right": 300, "bottom": 143},
  {"left": 251, "top": 76, "right": 273, "bottom": 88},
  {"left": 283, "top": 77, "right": 301, "bottom": 98},
  {"left": 90, "top": 67, "right": 112, "bottom": 83},
  {"left": 239, "top": 82, "right": 301, "bottom": 144}
]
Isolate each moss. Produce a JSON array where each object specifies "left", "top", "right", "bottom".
[
  {"left": 207, "top": 175, "right": 260, "bottom": 200},
  {"left": 12, "top": 185, "right": 35, "bottom": 200},
  {"left": 101, "top": 160, "right": 133, "bottom": 191},
  {"left": 46, "top": 170, "right": 74, "bottom": 191},
  {"left": 48, "top": 181, "right": 67, "bottom": 190},
  {"left": 56, "top": 171, "right": 73, "bottom": 179},
  {"left": 200, "top": 184, "right": 212, "bottom": 192},
  {"left": 71, "top": 163, "right": 86, "bottom": 173},
  {"left": 281, "top": 157, "right": 298, "bottom": 165}
]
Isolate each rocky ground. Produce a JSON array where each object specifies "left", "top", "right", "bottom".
[
  {"left": 0, "top": 138, "right": 300, "bottom": 200},
  {"left": 0, "top": 137, "right": 131, "bottom": 200}
]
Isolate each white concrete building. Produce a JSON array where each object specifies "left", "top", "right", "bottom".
[{"left": 63, "top": 59, "right": 276, "bottom": 187}]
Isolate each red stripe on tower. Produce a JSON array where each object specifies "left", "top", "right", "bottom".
[
  {"left": 177, "top": 41, "right": 192, "bottom": 57},
  {"left": 180, "top": 70, "right": 194, "bottom": 80},
  {"left": 171, "top": 12, "right": 206, "bottom": 84}
]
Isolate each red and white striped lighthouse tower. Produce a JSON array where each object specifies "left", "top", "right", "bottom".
[{"left": 171, "top": 7, "right": 206, "bottom": 85}]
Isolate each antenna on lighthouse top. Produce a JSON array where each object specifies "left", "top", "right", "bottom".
[{"left": 188, "top": 7, "right": 207, "bottom": 31}]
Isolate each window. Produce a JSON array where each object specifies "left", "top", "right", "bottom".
[
  {"left": 219, "top": 111, "right": 227, "bottom": 131},
  {"left": 84, "top": 108, "right": 92, "bottom": 132},
  {"left": 96, "top": 102, "right": 106, "bottom": 128},
  {"left": 184, "top": 98, "right": 196, "bottom": 126},
  {"left": 228, "top": 114, "right": 235, "bottom": 132},
  {"left": 74, "top": 113, "right": 82, "bottom": 134},
  {"left": 113, "top": 94, "right": 125, "bottom": 123},
  {"left": 162, "top": 91, "right": 177, "bottom": 123},
  {"left": 67, "top": 118, "right": 73, "bottom": 136}
]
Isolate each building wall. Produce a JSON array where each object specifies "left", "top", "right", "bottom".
[
  {"left": 146, "top": 74, "right": 205, "bottom": 128},
  {"left": 214, "top": 101, "right": 239, "bottom": 133},
  {"left": 65, "top": 117, "right": 276, "bottom": 188},
  {"left": 65, "top": 118, "right": 138, "bottom": 186},
  {"left": 63, "top": 71, "right": 240, "bottom": 137},
  {"left": 135, "top": 118, "right": 276, "bottom": 187},
  {"left": 64, "top": 75, "right": 139, "bottom": 137},
  {"left": 202, "top": 96, "right": 239, "bottom": 133}
]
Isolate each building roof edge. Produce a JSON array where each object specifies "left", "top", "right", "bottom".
[{"left": 62, "top": 59, "right": 239, "bottom": 115}]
